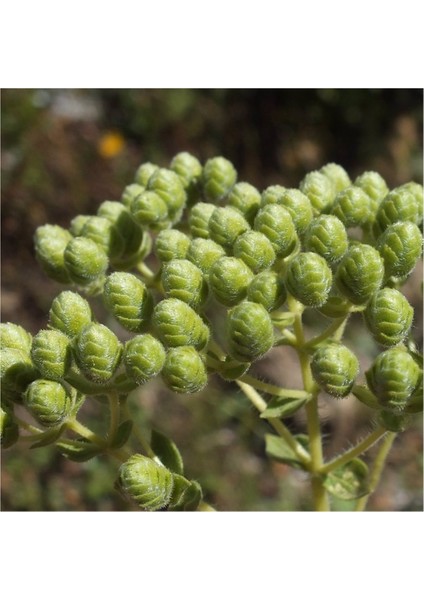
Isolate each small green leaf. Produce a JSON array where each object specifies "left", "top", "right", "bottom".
[
  {"left": 323, "top": 458, "right": 370, "bottom": 500},
  {"left": 218, "top": 357, "right": 250, "bottom": 381},
  {"left": 30, "top": 424, "right": 66, "bottom": 449},
  {"left": 265, "top": 433, "right": 309, "bottom": 469},
  {"left": 151, "top": 429, "right": 184, "bottom": 475},
  {"left": 168, "top": 474, "right": 202, "bottom": 511},
  {"left": 109, "top": 420, "right": 133, "bottom": 449},
  {"left": 57, "top": 439, "right": 102, "bottom": 462},
  {"left": 260, "top": 396, "right": 307, "bottom": 419}
]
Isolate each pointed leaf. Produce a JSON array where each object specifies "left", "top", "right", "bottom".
[
  {"left": 57, "top": 439, "right": 102, "bottom": 462},
  {"left": 260, "top": 396, "right": 307, "bottom": 419},
  {"left": 265, "top": 433, "right": 309, "bottom": 469},
  {"left": 109, "top": 420, "right": 133, "bottom": 449},
  {"left": 151, "top": 429, "right": 184, "bottom": 475},
  {"left": 323, "top": 458, "right": 370, "bottom": 500},
  {"left": 168, "top": 474, "right": 202, "bottom": 511},
  {"left": 30, "top": 424, "right": 66, "bottom": 449}
]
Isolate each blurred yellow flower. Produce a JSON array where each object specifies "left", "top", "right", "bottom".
[{"left": 98, "top": 131, "right": 125, "bottom": 158}]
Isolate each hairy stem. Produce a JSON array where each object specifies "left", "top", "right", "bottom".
[
  {"left": 108, "top": 391, "right": 120, "bottom": 443},
  {"left": 304, "top": 315, "right": 349, "bottom": 349},
  {"left": 355, "top": 432, "right": 396, "bottom": 511},
  {"left": 320, "top": 426, "right": 387, "bottom": 474},
  {"left": 239, "top": 374, "right": 310, "bottom": 399}
]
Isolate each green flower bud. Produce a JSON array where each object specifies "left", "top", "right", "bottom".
[
  {"left": 152, "top": 298, "right": 210, "bottom": 350},
  {"left": 186, "top": 238, "right": 226, "bottom": 275},
  {"left": 147, "top": 168, "right": 186, "bottom": 221},
  {"left": 103, "top": 272, "right": 153, "bottom": 333},
  {"left": 97, "top": 201, "right": 146, "bottom": 261},
  {"left": 277, "top": 189, "right": 314, "bottom": 234},
  {"left": 254, "top": 204, "right": 297, "bottom": 258},
  {"left": 34, "top": 224, "right": 73, "bottom": 283},
  {"left": 311, "top": 343, "right": 359, "bottom": 398},
  {"left": 24, "top": 379, "right": 72, "bottom": 427},
  {"left": 374, "top": 187, "right": 422, "bottom": 237},
  {"left": 75, "top": 323, "right": 123, "bottom": 383},
  {"left": 354, "top": 171, "right": 389, "bottom": 212},
  {"left": 64, "top": 237, "right": 109, "bottom": 285},
  {"left": 364, "top": 288, "right": 413, "bottom": 347},
  {"left": 162, "top": 346, "right": 207, "bottom": 393},
  {"left": 1, "top": 348, "right": 39, "bottom": 403},
  {"left": 188, "top": 202, "right": 216, "bottom": 239},
  {"left": 261, "top": 185, "right": 287, "bottom": 207},
  {"left": 378, "top": 409, "right": 411, "bottom": 433},
  {"left": 377, "top": 221, "right": 422, "bottom": 280},
  {"left": 69, "top": 215, "right": 90, "bottom": 236},
  {"left": 121, "top": 183, "right": 145, "bottom": 209},
  {"left": 117, "top": 454, "right": 174, "bottom": 510},
  {"left": 1, "top": 406, "right": 19, "bottom": 448},
  {"left": 320, "top": 163, "right": 351, "bottom": 193},
  {"left": 331, "top": 186, "right": 372, "bottom": 227},
  {"left": 209, "top": 257, "right": 254, "bottom": 306},
  {"left": 201, "top": 156, "right": 237, "bottom": 202},
  {"left": 299, "top": 171, "right": 334, "bottom": 214},
  {"left": 303, "top": 215, "right": 348, "bottom": 264},
  {"left": 170, "top": 151, "right": 202, "bottom": 205},
  {"left": 131, "top": 191, "right": 169, "bottom": 229},
  {"left": 226, "top": 301, "right": 274, "bottom": 362},
  {"left": 48, "top": 291, "right": 92, "bottom": 338},
  {"left": 208, "top": 206, "right": 250, "bottom": 251},
  {"left": 398, "top": 182, "right": 423, "bottom": 218},
  {"left": 31, "top": 329, "right": 72, "bottom": 381},
  {"left": 227, "top": 182, "right": 261, "bottom": 224},
  {"left": 365, "top": 348, "right": 420, "bottom": 412},
  {"left": 155, "top": 229, "right": 191, "bottom": 263},
  {"left": 335, "top": 243, "right": 384, "bottom": 305},
  {"left": 80, "top": 216, "right": 124, "bottom": 259},
  {"left": 124, "top": 334, "right": 166, "bottom": 385},
  {"left": 162, "top": 259, "right": 208, "bottom": 309},
  {"left": 134, "top": 162, "right": 159, "bottom": 187},
  {"left": 233, "top": 231, "right": 276, "bottom": 272},
  {"left": 286, "top": 252, "right": 333, "bottom": 307},
  {"left": 247, "top": 271, "right": 287, "bottom": 312},
  {"left": 0, "top": 323, "right": 32, "bottom": 354}
]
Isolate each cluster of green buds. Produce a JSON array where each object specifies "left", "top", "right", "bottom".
[{"left": 2, "top": 150, "right": 422, "bottom": 512}]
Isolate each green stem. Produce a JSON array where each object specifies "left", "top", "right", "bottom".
[
  {"left": 121, "top": 399, "right": 156, "bottom": 459},
  {"left": 197, "top": 501, "right": 217, "bottom": 512},
  {"left": 320, "top": 426, "right": 387, "bottom": 474},
  {"left": 355, "top": 432, "right": 396, "bottom": 511},
  {"left": 107, "top": 391, "right": 120, "bottom": 443},
  {"left": 15, "top": 416, "right": 43, "bottom": 434},
  {"left": 304, "top": 315, "right": 348, "bottom": 349},
  {"left": 239, "top": 374, "right": 310, "bottom": 399},
  {"left": 66, "top": 419, "right": 106, "bottom": 446}
]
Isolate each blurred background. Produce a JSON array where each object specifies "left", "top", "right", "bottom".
[{"left": 1, "top": 89, "right": 423, "bottom": 511}]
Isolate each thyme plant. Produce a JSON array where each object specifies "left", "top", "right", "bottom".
[{"left": 1, "top": 153, "right": 422, "bottom": 511}]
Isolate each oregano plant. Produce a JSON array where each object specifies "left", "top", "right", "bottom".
[{"left": 1, "top": 153, "right": 422, "bottom": 511}]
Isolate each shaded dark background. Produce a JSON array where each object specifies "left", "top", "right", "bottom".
[{"left": 1, "top": 89, "right": 422, "bottom": 511}]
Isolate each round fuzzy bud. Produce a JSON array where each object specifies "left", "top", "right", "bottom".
[
  {"left": 162, "top": 346, "right": 207, "bottom": 393},
  {"left": 226, "top": 301, "right": 274, "bottom": 362},
  {"left": 202, "top": 156, "right": 237, "bottom": 202},
  {"left": 69, "top": 215, "right": 90, "bottom": 236},
  {"left": 31, "top": 329, "right": 72, "bottom": 381},
  {"left": 365, "top": 348, "right": 420, "bottom": 412},
  {"left": 1, "top": 406, "right": 19, "bottom": 449},
  {"left": 186, "top": 238, "right": 226, "bottom": 275},
  {"left": 75, "top": 323, "right": 123, "bottom": 383},
  {"left": 24, "top": 379, "right": 72, "bottom": 427},
  {"left": 170, "top": 151, "right": 202, "bottom": 205},
  {"left": 131, "top": 191, "right": 169, "bottom": 229},
  {"left": 286, "top": 252, "right": 333, "bottom": 307},
  {"left": 188, "top": 202, "right": 216, "bottom": 239},
  {"left": 233, "top": 231, "right": 276, "bottom": 272},
  {"left": 117, "top": 454, "right": 173, "bottom": 511},
  {"left": 0, "top": 323, "right": 32, "bottom": 354},
  {"left": 81, "top": 216, "right": 124, "bottom": 259},
  {"left": 320, "top": 163, "right": 351, "bottom": 193},
  {"left": 162, "top": 259, "right": 208, "bottom": 309},
  {"left": 299, "top": 171, "right": 334, "bottom": 214},
  {"left": 335, "top": 243, "right": 384, "bottom": 305},
  {"left": 254, "top": 204, "right": 297, "bottom": 258},
  {"left": 260, "top": 185, "right": 287, "bottom": 207},
  {"left": 103, "top": 272, "right": 153, "bottom": 333},
  {"left": 227, "top": 182, "right": 261, "bottom": 224},
  {"left": 152, "top": 298, "right": 210, "bottom": 350},
  {"left": 209, "top": 257, "right": 254, "bottom": 306},
  {"left": 354, "top": 171, "right": 389, "bottom": 214},
  {"left": 134, "top": 162, "right": 159, "bottom": 187},
  {"left": 124, "top": 334, "right": 166, "bottom": 385},
  {"left": 331, "top": 186, "right": 372, "bottom": 227},
  {"left": 155, "top": 229, "right": 191, "bottom": 262},
  {"left": 364, "top": 288, "right": 413, "bottom": 347},
  {"left": 377, "top": 221, "right": 422, "bottom": 280},
  {"left": 247, "top": 271, "right": 287, "bottom": 312},
  {"left": 277, "top": 189, "right": 314, "bottom": 234},
  {"left": 398, "top": 182, "right": 423, "bottom": 216},
  {"left": 303, "top": 215, "right": 348, "bottom": 264},
  {"left": 1, "top": 348, "right": 39, "bottom": 403},
  {"left": 97, "top": 201, "right": 145, "bottom": 261},
  {"left": 64, "top": 237, "right": 109, "bottom": 285},
  {"left": 121, "top": 184, "right": 145, "bottom": 209},
  {"left": 311, "top": 343, "right": 359, "bottom": 398},
  {"left": 48, "top": 291, "right": 92, "bottom": 338},
  {"left": 208, "top": 206, "right": 250, "bottom": 251},
  {"left": 374, "top": 187, "right": 422, "bottom": 237},
  {"left": 147, "top": 168, "right": 187, "bottom": 221},
  {"left": 34, "top": 224, "right": 73, "bottom": 283}
]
